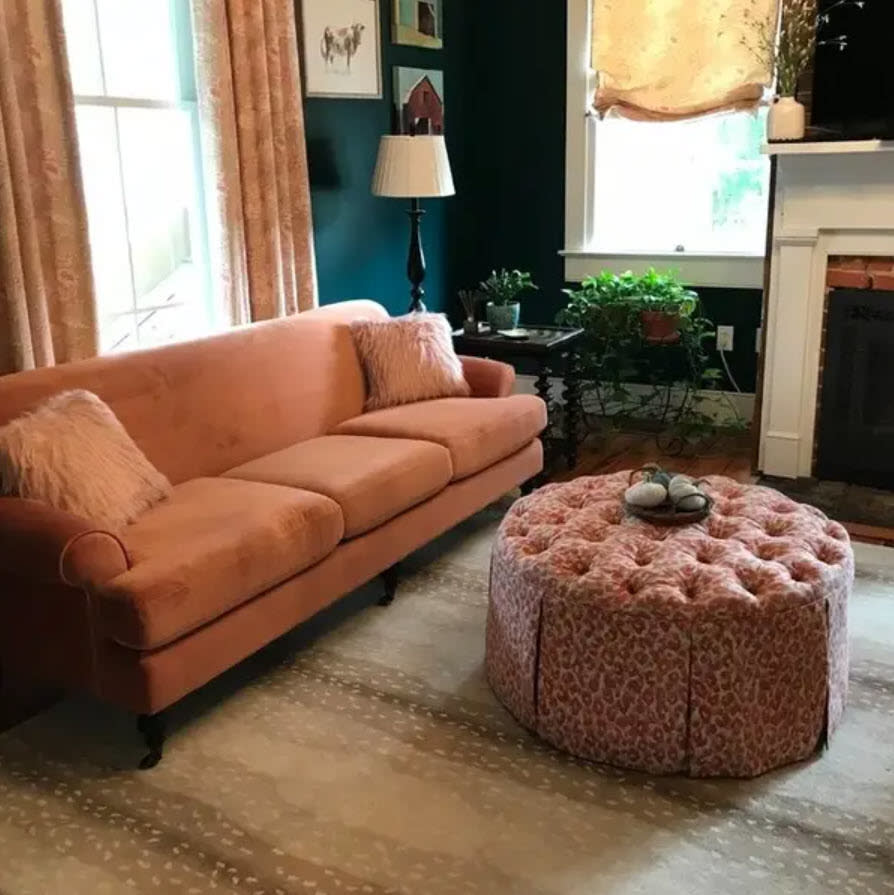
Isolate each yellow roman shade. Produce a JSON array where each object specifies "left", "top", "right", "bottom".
[{"left": 592, "top": 0, "right": 778, "bottom": 120}]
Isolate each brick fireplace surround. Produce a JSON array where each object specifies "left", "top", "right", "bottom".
[
  {"left": 758, "top": 144, "right": 894, "bottom": 480},
  {"left": 826, "top": 256, "right": 894, "bottom": 292}
]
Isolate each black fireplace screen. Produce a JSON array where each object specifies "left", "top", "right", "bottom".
[{"left": 816, "top": 289, "right": 894, "bottom": 489}]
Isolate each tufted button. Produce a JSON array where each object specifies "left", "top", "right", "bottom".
[
  {"left": 625, "top": 579, "right": 641, "bottom": 596},
  {"left": 816, "top": 543, "right": 842, "bottom": 566},
  {"left": 635, "top": 554, "right": 652, "bottom": 568},
  {"left": 764, "top": 517, "right": 792, "bottom": 538},
  {"left": 695, "top": 545, "right": 715, "bottom": 564},
  {"left": 522, "top": 538, "right": 548, "bottom": 556}
]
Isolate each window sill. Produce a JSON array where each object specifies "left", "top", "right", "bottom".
[{"left": 561, "top": 251, "right": 766, "bottom": 290}]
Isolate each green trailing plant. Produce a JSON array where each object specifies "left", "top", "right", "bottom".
[
  {"left": 479, "top": 269, "right": 538, "bottom": 307},
  {"left": 557, "top": 269, "right": 743, "bottom": 451}
]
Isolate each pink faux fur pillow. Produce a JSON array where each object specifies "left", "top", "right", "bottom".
[
  {"left": 350, "top": 313, "right": 471, "bottom": 411},
  {"left": 0, "top": 390, "right": 172, "bottom": 529}
]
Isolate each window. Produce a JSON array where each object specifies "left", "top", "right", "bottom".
[
  {"left": 564, "top": 0, "right": 771, "bottom": 288},
  {"left": 591, "top": 112, "right": 770, "bottom": 256},
  {"left": 62, "top": 0, "right": 214, "bottom": 353}
]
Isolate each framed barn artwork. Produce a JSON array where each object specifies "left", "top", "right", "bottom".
[
  {"left": 393, "top": 67, "right": 444, "bottom": 135},
  {"left": 393, "top": 0, "right": 442, "bottom": 49},
  {"left": 300, "top": 0, "right": 382, "bottom": 99}
]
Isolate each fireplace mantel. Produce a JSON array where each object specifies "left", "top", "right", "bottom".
[
  {"left": 758, "top": 149, "right": 894, "bottom": 479},
  {"left": 762, "top": 139, "right": 894, "bottom": 157}
]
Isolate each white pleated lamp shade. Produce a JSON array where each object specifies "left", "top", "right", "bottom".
[{"left": 371, "top": 135, "right": 455, "bottom": 199}]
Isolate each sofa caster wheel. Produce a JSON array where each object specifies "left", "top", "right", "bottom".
[
  {"left": 137, "top": 713, "right": 165, "bottom": 770},
  {"left": 379, "top": 563, "right": 399, "bottom": 606}
]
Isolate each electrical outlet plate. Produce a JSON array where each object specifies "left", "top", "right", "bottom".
[{"left": 716, "top": 325, "right": 734, "bottom": 352}]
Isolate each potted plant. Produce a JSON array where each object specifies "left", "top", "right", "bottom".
[
  {"left": 635, "top": 268, "right": 699, "bottom": 344},
  {"left": 479, "top": 268, "right": 538, "bottom": 331},
  {"left": 742, "top": 0, "right": 863, "bottom": 142},
  {"left": 557, "top": 272, "right": 729, "bottom": 447}
]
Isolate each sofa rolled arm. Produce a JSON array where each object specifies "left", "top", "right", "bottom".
[
  {"left": 0, "top": 497, "right": 130, "bottom": 589},
  {"left": 460, "top": 355, "right": 516, "bottom": 398}
]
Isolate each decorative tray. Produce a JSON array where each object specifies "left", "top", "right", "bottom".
[{"left": 623, "top": 466, "right": 713, "bottom": 526}]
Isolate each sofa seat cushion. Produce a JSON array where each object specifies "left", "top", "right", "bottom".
[
  {"left": 98, "top": 478, "right": 344, "bottom": 650},
  {"left": 223, "top": 435, "right": 453, "bottom": 539},
  {"left": 333, "top": 395, "right": 548, "bottom": 481}
]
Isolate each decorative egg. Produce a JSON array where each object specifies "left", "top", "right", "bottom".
[
  {"left": 668, "top": 476, "right": 700, "bottom": 502},
  {"left": 677, "top": 493, "right": 708, "bottom": 512},
  {"left": 625, "top": 482, "right": 668, "bottom": 508},
  {"left": 650, "top": 470, "right": 672, "bottom": 489}
]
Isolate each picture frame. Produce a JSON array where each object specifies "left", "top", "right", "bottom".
[
  {"left": 300, "top": 0, "right": 383, "bottom": 99},
  {"left": 393, "top": 66, "right": 444, "bottom": 135},
  {"left": 392, "top": 0, "right": 442, "bottom": 50}
]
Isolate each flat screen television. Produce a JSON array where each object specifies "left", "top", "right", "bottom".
[{"left": 810, "top": 0, "right": 894, "bottom": 140}]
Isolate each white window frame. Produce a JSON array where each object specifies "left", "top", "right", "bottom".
[
  {"left": 562, "top": 0, "right": 766, "bottom": 289},
  {"left": 70, "top": 0, "right": 215, "bottom": 352}
]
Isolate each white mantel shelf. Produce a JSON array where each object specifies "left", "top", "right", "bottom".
[{"left": 762, "top": 139, "right": 894, "bottom": 156}]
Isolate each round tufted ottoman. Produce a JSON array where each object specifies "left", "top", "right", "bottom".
[{"left": 486, "top": 473, "right": 853, "bottom": 777}]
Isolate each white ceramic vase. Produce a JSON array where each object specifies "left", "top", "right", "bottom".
[{"left": 768, "top": 96, "right": 806, "bottom": 142}]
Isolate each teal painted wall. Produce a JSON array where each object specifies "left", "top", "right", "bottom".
[
  {"left": 302, "top": 0, "right": 466, "bottom": 315},
  {"left": 302, "top": 0, "right": 763, "bottom": 390}
]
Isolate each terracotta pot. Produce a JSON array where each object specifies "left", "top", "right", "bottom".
[
  {"left": 641, "top": 310, "right": 681, "bottom": 344},
  {"left": 768, "top": 96, "right": 806, "bottom": 142}
]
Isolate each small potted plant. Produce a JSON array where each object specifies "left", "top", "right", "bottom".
[{"left": 480, "top": 268, "right": 538, "bottom": 331}]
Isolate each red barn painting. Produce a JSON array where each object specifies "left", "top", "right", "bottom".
[{"left": 394, "top": 67, "right": 444, "bottom": 136}]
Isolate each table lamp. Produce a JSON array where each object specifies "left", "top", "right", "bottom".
[{"left": 371, "top": 135, "right": 455, "bottom": 313}]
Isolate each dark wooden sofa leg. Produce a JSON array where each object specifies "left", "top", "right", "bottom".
[
  {"left": 379, "top": 563, "right": 400, "bottom": 606},
  {"left": 521, "top": 473, "right": 545, "bottom": 495},
  {"left": 137, "top": 713, "right": 165, "bottom": 770}
]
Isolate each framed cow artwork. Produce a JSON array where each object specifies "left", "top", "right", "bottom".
[{"left": 300, "top": 0, "right": 382, "bottom": 99}]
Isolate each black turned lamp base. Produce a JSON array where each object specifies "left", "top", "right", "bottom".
[{"left": 406, "top": 199, "right": 426, "bottom": 313}]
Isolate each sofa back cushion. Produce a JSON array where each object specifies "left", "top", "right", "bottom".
[{"left": 0, "top": 312, "right": 371, "bottom": 484}]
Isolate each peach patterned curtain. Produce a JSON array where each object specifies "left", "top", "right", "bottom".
[
  {"left": 0, "top": 0, "right": 98, "bottom": 374},
  {"left": 592, "top": 0, "right": 778, "bottom": 120},
  {"left": 193, "top": 0, "right": 317, "bottom": 324}
]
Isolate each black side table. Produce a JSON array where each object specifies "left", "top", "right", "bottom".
[{"left": 453, "top": 325, "right": 585, "bottom": 474}]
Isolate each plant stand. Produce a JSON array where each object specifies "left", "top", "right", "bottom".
[{"left": 452, "top": 325, "right": 586, "bottom": 474}]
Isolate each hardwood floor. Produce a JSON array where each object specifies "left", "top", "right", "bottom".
[
  {"left": 556, "top": 429, "right": 894, "bottom": 546},
  {"left": 557, "top": 430, "right": 756, "bottom": 484}
]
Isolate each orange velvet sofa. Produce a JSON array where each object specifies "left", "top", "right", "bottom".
[{"left": 0, "top": 301, "right": 546, "bottom": 766}]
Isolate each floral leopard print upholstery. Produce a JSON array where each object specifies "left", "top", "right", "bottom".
[{"left": 485, "top": 472, "right": 853, "bottom": 777}]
